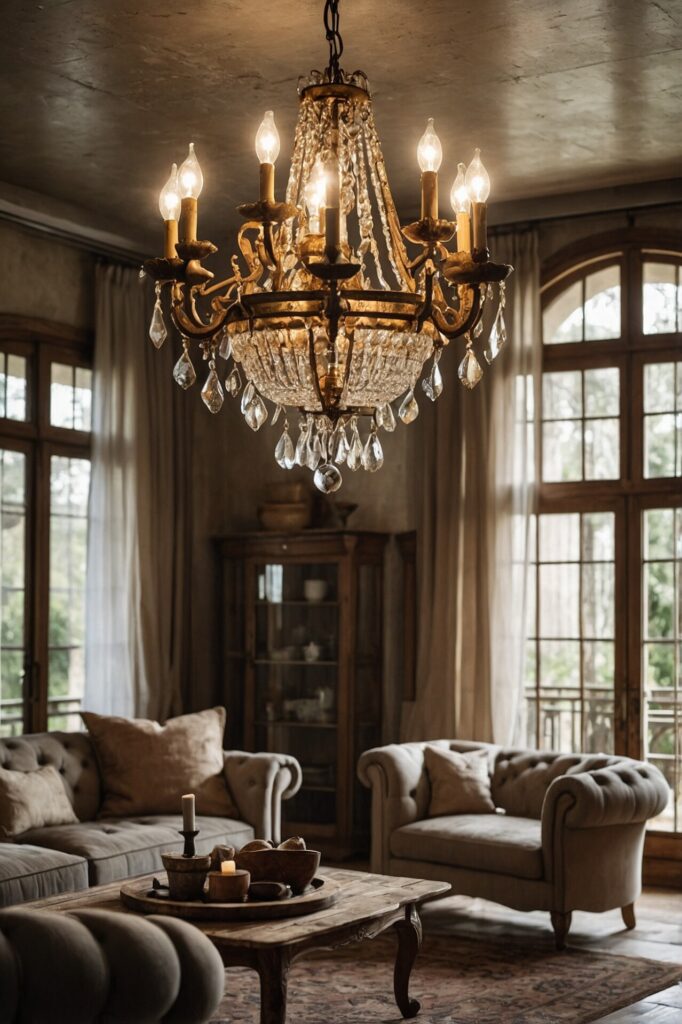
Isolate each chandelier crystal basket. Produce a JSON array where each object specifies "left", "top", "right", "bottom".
[{"left": 143, "top": 0, "right": 512, "bottom": 493}]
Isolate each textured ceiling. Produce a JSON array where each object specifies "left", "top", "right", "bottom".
[{"left": 0, "top": 0, "right": 681, "bottom": 249}]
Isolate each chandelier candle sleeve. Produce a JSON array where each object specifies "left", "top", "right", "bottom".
[
  {"left": 159, "top": 163, "right": 180, "bottom": 259},
  {"left": 450, "top": 162, "right": 472, "bottom": 253},
  {"left": 465, "top": 148, "right": 490, "bottom": 254}
]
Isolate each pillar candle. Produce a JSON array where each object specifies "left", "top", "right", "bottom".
[
  {"left": 179, "top": 197, "right": 198, "bottom": 243},
  {"left": 420, "top": 171, "right": 438, "bottom": 221},
  {"left": 456, "top": 212, "right": 471, "bottom": 253},
  {"left": 472, "top": 201, "right": 488, "bottom": 254},
  {"left": 259, "top": 162, "right": 275, "bottom": 203},
  {"left": 164, "top": 219, "right": 179, "bottom": 260},
  {"left": 221, "top": 859, "right": 237, "bottom": 874},
  {"left": 181, "top": 793, "right": 196, "bottom": 832}
]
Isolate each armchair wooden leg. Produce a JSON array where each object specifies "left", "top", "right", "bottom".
[
  {"left": 621, "top": 903, "right": 636, "bottom": 930},
  {"left": 550, "top": 911, "right": 572, "bottom": 951}
]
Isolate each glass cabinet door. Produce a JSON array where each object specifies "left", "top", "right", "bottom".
[{"left": 252, "top": 560, "right": 339, "bottom": 827}]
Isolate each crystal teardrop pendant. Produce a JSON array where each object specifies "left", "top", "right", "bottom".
[
  {"left": 485, "top": 310, "right": 507, "bottom": 364},
  {"left": 225, "top": 367, "right": 242, "bottom": 397},
  {"left": 275, "top": 423, "right": 295, "bottom": 469},
  {"left": 332, "top": 422, "right": 350, "bottom": 464},
  {"left": 201, "top": 360, "right": 224, "bottom": 413},
  {"left": 458, "top": 347, "right": 483, "bottom": 389},
  {"left": 314, "top": 462, "right": 343, "bottom": 494},
  {"left": 271, "top": 404, "right": 284, "bottom": 426},
  {"left": 421, "top": 356, "right": 443, "bottom": 402},
  {"left": 240, "top": 381, "right": 255, "bottom": 414},
  {"left": 218, "top": 332, "right": 232, "bottom": 361},
  {"left": 294, "top": 419, "right": 309, "bottom": 466},
  {"left": 173, "top": 345, "right": 196, "bottom": 390},
  {"left": 399, "top": 389, "right": 419, "bottom": 424},
  {"left": 379, "top": 402, "right": 396, "bottom": 432},
  {"left": 361, "top": 431, "right": 384, "bottom": 472},
  {"left": 245, "top": 393, "right": 268, "bottom": 431},
  {"left": 149, "top": 293, "right": 167, "bottom": 349},
  {"left": 306, "top": 428, "right": 322, "bottom": 471},
  {"left": 347, "top": 421, "right": 363, "bottom": 472}
]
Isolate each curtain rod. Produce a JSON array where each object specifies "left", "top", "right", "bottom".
[{"left": 489, "top": 198, "right": 682, "bottom": 235}]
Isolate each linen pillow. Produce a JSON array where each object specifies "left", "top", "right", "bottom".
[
  {"left": 81, "top": 707, "right": 237, "bottom": 819},
  {"left": 425, "top": 746, "right": 495, "bottom": 816},
  {"left": 0, "top": 764, "right": 79, "bottom": 838}
]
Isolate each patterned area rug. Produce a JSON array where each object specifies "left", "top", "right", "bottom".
[{"left": 211, "top": 932, "right": 682, "bottom": 1024}]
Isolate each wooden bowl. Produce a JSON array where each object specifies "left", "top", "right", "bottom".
[
  {"left": 235, "top": 848, "right": 321, "bottom": 894},
  {"left": 258, "top": 502, "right": 311, "bottom": 532}
]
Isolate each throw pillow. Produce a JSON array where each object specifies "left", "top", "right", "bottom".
[
  {"left": 0, "top": 764, "right": 79, "bottom": 838},
  {"left": 425, "top": 746, "right": 495, "bottom": 816},
  {"left": 81, "top": 707, "right": 237, "bottom": 819}
]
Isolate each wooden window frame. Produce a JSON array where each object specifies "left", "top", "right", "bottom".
[
  {"left": 0, "top": 315, "right": 92, "bottom": 734},
  {"left": 540, "top": 229, "right": 682, "bottom": 879}
]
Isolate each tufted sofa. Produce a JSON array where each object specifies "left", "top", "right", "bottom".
[
  {"left": 0, "top": 731, "right": 301, "bottom": 908},
  {"left": 0, "top": 906, "right": 225, "bottom": 1022},
  {"left": 358, "top": 740, "right": 669, "bottom": 948}
]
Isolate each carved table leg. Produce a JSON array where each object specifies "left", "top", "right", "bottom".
[
  {"left": 550, "top": 910, "right": 572, "bottom": 951},
  {"left": 256, "top": 948, "right": 291, "bottom": 1024},
  {"left": 393, "top": 902, "right": 423, "bottom": 1018}
]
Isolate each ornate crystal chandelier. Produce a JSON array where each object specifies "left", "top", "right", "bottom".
[{"left": 143, "top": 0, "right": 511, "bottom": 493}]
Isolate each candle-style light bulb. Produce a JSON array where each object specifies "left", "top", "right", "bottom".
[
  {"left": 255, "top": 110, "right": 280, "bottom": 165},
  {"left": 305, "top": 157, "right": 327, "bottom": 234},
  {"left": 465, "top": 148, "right": 490, "bottom": 202},
  {"left": 159, "top": 163, "right": 180, "bottom": 221},
  {"left": 417, "top": 118, "right": 442, "bottom": 173},
  {"left": 450, "top": 163, "right": 471, "bottom": 215},
  {"left": 178, "top": 143, "right": 204, "bottom": 200}
]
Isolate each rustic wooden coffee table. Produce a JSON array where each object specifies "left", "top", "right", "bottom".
[{"left": 29, "top": 867, "right": 449, "bottom": 1023}]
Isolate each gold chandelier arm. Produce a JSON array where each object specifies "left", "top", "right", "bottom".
[
  {"left": 429, "top": 282, "right": 481, "bottom": 340},
  {"left": 170, "top": 282, "right": 229, "bottom": 340}
]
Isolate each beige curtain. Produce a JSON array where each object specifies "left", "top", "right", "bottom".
[
  {"left": 402, "top": 229, "right": 540, "bottom": 745},
  {"left": 85, "top": 264, "right": 191, "bottom": 720}
]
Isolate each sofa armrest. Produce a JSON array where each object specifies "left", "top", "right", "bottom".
[
  {"left": 541, "top": 760, "right": 669, "bottom": 890},
  {"left": 223, "top": 751, "right": 302, "bottom": 846},
  {"left": 357, "top": 743, "right": 433, "bottom": 874}
]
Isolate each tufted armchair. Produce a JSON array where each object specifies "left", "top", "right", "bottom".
[
  {"left": 358, "top": 740, "right": 669, "bottom": 948},
  {"left": 0, "top": 906, "right": 225, "bottom": 1022},
  {"left": 0, "top": 731, "right": 301, "bottom": 907}
]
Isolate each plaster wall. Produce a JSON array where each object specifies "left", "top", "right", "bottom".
[{"left": 0, "top": 221, "right": 94, "bottom": 330}]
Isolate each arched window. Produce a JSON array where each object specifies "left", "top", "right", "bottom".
[{"left": 525, "top": 230, "right": 682, "bottom": 859}]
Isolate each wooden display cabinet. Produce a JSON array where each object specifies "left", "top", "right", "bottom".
[{"left": 218, "top": 530, "right": 387, "bottom": 860}]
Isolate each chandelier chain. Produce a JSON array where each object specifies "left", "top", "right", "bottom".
[{"left": 323, "top": 0, "right": 344, "bottom": 83}]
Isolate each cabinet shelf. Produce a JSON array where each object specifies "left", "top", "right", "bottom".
[
  {"left": 255, "top": 719, "right": 337, "bottom": 729},
  {"left": 254, "top": 659, "right": 338, "bottom": 667}
]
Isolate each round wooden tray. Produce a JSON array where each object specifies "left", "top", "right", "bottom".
[{"left": 120, "top": 875, "right": 340, "bottom": 922}]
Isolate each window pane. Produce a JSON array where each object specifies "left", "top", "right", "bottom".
[
  {"left": 50, "top": 362, "right": 92, "bottom": 432},
  {"left": 48, "top": 456, "right": 90, "bottom": 731},
  {"left": 585, "top": 417, "right": 619, "bottom": 479},
  {"left": 585, "top": 367, "right": 619, "bottom": 417},
  {"left": 543, "top": 279, "right": 583, "bottom": 344},
  {"left": 644, "top": 508, "right": 675, "bottom": 560},
  {"left": 50, "top": 363, "right": 74, "bottom": 428},
  {"left": 1, "top": 449, "right": 27, "bottom": 736},
  {"left": 582, "top": 512, "right": 615, "bottom": 561},
  {"left": 543, "top": 420, "right": 582, "bottom": 482},
  {"left": 643, "top": 262, "right": 678, "bottom": 334},
  {"left": 539, "top": 513, "right": 580, "bottom": 562},
  {"left": 645, "top": 562, "right": 674, "bottom": 640},
  {"left": 645, "top": 413, "right": 677, "bottom": 478},
  {"left": 543, "top": 371, "right": 582, "bottom": 419},
  {"left": 527, "top": 512, "right": 616, "bottom": 754},
  {"left": 539, "top": 563, "right": 580, "bottom": 637},
  {"left": 644, "top": 363, "right": 675, "bottom": 414},
  {"left": 74, "top": 368, "right": 92, "bottom": 431},
  {"left": 0, "top": 354, "right": 28, "bottom": 422},
  {"left": 584, "top": 265, "right": 620, "bottom": 340}
]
